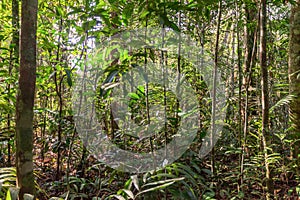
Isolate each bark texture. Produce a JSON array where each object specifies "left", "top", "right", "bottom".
[
  {"left": 259, "top": 0, "right": 273, "bottom": 198},
  {"left": 289, "top": 0, "right": 300, "bottom": 176},
  {"left": 16, "top": 0, "right": 38, "bottom": 198}
]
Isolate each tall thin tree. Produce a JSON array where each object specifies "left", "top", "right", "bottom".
[
  {"left": 259, "top": 0, "right": 273, "bottom": 198},
  {"left": 289, "top": 0, "right": 300, "bottom": 177},
  {"left": 211, "top": 0, "right": 222, "bottom": 175},
  {"left": 15, "top": 0, "right": 38, "bottom": 198}
]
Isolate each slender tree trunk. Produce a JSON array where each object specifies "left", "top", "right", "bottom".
[
  {"left": 240, "top": 1, "right": 258, "bottom": 190},
  {"left": 243, "top": 2, "right": 256, "bottom": 87},
  {"left": 240, "top": 0, "right": 258, "bottom": 169},
  {"left": 241, "top": 2, "right": 258, "bottom": 156},
  {"left": 241, "top": 18, "right": 259, "bottom": 192},
  {"left": 289, "top": 0, "right": 300, "bottom": 177},
  {"left": 15, "top": 0, "right": 38, "bottom": 198},
  {"left": 211, "top": 0, "right": 222, "bottom": 176},
  {"left": 235, "top": 0, "right": 243, "bottom": 192},
  {"left": 54, "top": 7, "right": 64, "bottom": 180},
  {"left": 259, "top": 0, "right": 273, "bottom": 198}
]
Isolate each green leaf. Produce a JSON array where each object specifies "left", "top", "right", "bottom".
[
  {"left": 270, "top": 94, "right": 295, "bottom": 113},
  {"left": 111, "top": 195, "right": 126, "bottom": 200},
  {"left": 203, "top": 191, "right": 216, "bottom": 200},
  {"left": 128, "top": 92, "right": 140, "bottom": 100},
  {"left": 158, "top": 14, "right": 180, "bottom": 32},
  {"left": 141, "top": 177, "right": 184, "bottom": 188},
  {"left": 168, "top": 21, "right": 180, "bottom": 32},
  {"left": 140, "top": 10, "right": 150, "bottom": 19},
  {"left": 204, "top": 7, "right": 210, "bottom": 20},
  {"left": 131, "top": 175, "right": 140, "bottom": 191},
  {"left": 122, "top": 189, "right": 134, "bottom": 199},
  {"left": 65, "top": 69, "right": 72, "bottom": 87},
  {"left": 67, "top": 7, "right": 84, "bottom": 16},
  {"left": 124, "top": 178, "right": 132, "bottom": 189},
  {"left": 122, "top": 2, "right": 134, "bottom": 24},
  {"left": 136, "top": 85, "right": 145, "bottom": 96},
  {"left": 6, "top": 189, "right": 11, "bottom": 200},
  {"left": 56, "top": 6, "right": 63, "bottom": 17},
  {"left": 150, "top": 173, "right": 177, "bottom": 180},
  {"left": 136, "top": 181, "right": 177, "bottom": 197}
]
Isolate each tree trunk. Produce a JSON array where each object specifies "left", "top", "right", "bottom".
[
  {"left": 211, "top": 0, "right": 222, "bottom": 176},
  {"left": 289, "top": 0, "right": 300, "bottom": 176},
  {"left": 259, "top": 0, "right": 273, "bottom": 198},
  {"left": 243, "top": 2, "right": 256, "bottom": 86},
  {"left": 240, "top": 1, "right": 258, "bottom": 190},
  {"left": 15, "top": 0, "right": 38, "bottom": 198},
  {"left": 12, "top": 0, "right": 19, "bottom": 60}
]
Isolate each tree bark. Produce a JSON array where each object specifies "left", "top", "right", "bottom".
[
  {"left": 240, "top": 1, "right": 258, "bottom": 190},
  {"left": 15, "top": 0, "right": 38, "bottom": 198},
  {"left": 259, "top": 0, "right": 273, "bottom": 198},
  {"left": 289, "top": 0, "right": 300, "bottom": 176},
  {"left": 12, "top": 0, "right": 19, "bottom": 60},
  {"left": 243, "top": 2, "right": 256, "bottom": 86},
  {"left": 211, "top": 0, "right": 222, "bottom": 176}
]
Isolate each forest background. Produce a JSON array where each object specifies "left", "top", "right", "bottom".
[{"left": 0, "top": 0, "right": 300, "bottom": 199}]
